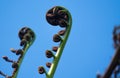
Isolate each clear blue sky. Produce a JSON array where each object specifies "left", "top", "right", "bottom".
[{"left": 0, "top": 0, "right": 120, "bottom": 78}]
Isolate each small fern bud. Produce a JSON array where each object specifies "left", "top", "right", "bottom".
[
  {"left": 10, "top": 48, "right": 17, "bottom": 53},
  {"left": 53, "top": 34, "right": 62, "bottom": 42},
  {"left": 18, "top": 31, "right": 25, "bottom": 40},
  {"left": 46, "top": 50, "right": 54, "bottom": 58},
  {"left": 58, "top": 30, "right": 66, "bottom": 36},
  {"left": 2, "top": 56, "right": 13, "bottom": 63},
  {"left": 46, "top": 62, "right": 52, "bottom": 68},
  {"left": 59, "top": 19, "right": 68, "bottom": 27},
  {"left": 16, "top": 49, "right": 23, "bottom": 55},
  {"left": 12, "top": 62, "right": 18, "bottom": 68},
  {"left": 7, "top": 76, "right": 12, "bottom": 78},
  {"left": 52, "top": 46, "right": 58, "bottom": 52},
  {"left": 2, "top": 56, "right": 8, "bottom": 61},
  {"left": 38, "top": 66, "right": 45, "bottom": 74},
  {"left": 23, "top": 33, "right": 31, "bottom": 41},
  {"left": 20, "top": 39, "right": 27, "bottom": 46},
  {"left": 58, "top": 10, "right": 68, "bottom": 21}
]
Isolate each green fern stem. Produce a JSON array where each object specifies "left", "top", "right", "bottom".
[
  {"left": 47, "top": 6, "right": 72, "bottom": 78},
  {"left": 12, "top": 29, "right": 36, "bottom": 78}
]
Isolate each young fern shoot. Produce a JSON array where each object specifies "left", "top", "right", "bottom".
[
  {"left": 38, "top": 6, "right": 72, "bottom": 78},
  {"left": 0, "top": 27, "right": 36, "bottom": 78},
  {"left": 97, "top": 26, "right": 120, "bottom": 78}
]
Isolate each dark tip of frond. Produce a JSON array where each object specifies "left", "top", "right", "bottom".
[{"left": 46, "top": 6, "right": 69, "bottom": 27}]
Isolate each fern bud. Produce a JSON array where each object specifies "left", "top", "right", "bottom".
[
  {"left": 12, "top": 62, "right": 18, "bottom": 68},
  {"left": 58, "top": 30, "right": 66, "bottom": 36},
  {"left": 38, "top": 66, "right": 45, "bottom": 74},
  {"left": 46, "top": 50, "right": 54, "bottom": 58},
  {"left": 18, "top": 31, "right": 25, "bottom": 40},
  {"left": 10, "top": 48, "right": 17, "bottom": 53},
  {"left": 52, "top": 46, "right": 58, "bottom": 52},
  {"left": 59, "top": 19, "right": 68, "bottom": 27},
  {"left": 23, "top": 33, "right": 31, "bottom": 41},
  {"left": 7, "top": 76, "right": 12, "bottom": 78},
  {"left": 2, "top": 56, "right": 8, "bottom": 61},
  {"left": 46, "top": 7, "right": 61, "bottom": 26},
  {"left": 16, "top": 49, "right": 23, "bottom": 55},
  {"left": 18, "top": 27, "right": 31, "bottom": 40},
  {"left": 20, "top": 39, "right": 27, "bottom": 46},
  {"left": 2, "top": 56, "right": 13, "bottom": 63},
  {"left": 53, "top": 34, "right": 62, "bottom": 42},
  {"left": 58, "top": 10, "right": 68, "bottom": 21},
  {"left": 46, "top": 62, "right": 52, "bottom": 68},
  {"left": 27, "top": 30, "right": 34, "bottom": 38}
]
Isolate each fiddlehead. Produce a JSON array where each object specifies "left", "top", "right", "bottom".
[
  {"left": 97, "top": 26, "right": 120, "bottom": 78},
  {"left": 0, "top": 27, "right": 36, "bottom": 78},
  {"left": 38, "top": 6, "right": 72, "bottom": 78}
]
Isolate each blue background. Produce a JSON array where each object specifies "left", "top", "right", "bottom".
[{"left": 0, "top": 0, "right": 120, "bottom": 78}]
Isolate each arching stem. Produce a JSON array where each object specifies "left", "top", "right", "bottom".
[
  {"left": 47, "top": 6, "right": 72, "bottom": 78},
  {"left": 12, "top": 29, "right": 36, "bottom": 78}
]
